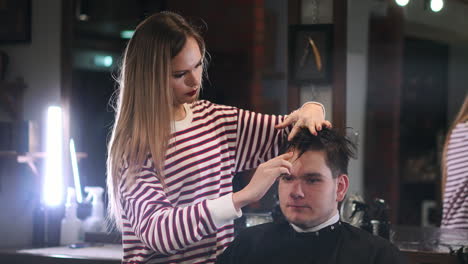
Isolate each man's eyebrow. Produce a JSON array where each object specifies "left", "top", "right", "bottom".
[{"left": 301, "top": 173, "right": 323, "bottom": 178}]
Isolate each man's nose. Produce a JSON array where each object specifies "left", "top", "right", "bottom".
[
  {"left": 290, "top": 182, "right": 304, "bottom": 199},
  {"left": 185, "top": 70, "right": 200, "bottom": 87}
]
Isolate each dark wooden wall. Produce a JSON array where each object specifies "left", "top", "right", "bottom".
[{"left": 365, "top": 4, "right": 404, "bottom": 223}]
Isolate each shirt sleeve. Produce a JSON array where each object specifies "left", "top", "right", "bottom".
[
  {"left": 215, "top": 239, "right": 239, "bottom": 264},
  {"left": 234, "top": 109, "right": 290, "bottom": 172},
  {"left": 233, "top": 101, "right": 325, "bottom": 172},
  {"left": 120, "top": 159, "right": 233, "bottom": 255},
  {"left": 206, "top": 193, "right": 242, "bottom": 228},
  {"left": 215, "top": 227, "right": 251, "bottom": 264}
]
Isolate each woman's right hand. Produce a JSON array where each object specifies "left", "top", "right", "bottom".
[{"left": 232, "top": 152, "right": 294, "bottom": 211}]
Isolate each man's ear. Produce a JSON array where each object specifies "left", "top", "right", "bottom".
[{"left": 336, "top": 174, "right": 349, "bottom": 202}]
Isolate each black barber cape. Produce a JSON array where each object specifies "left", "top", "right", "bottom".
[{"left": 216, "top": 221, "right": 406, "bottom": 264}]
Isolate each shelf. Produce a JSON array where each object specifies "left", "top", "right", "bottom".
[
  {"left": 0, "top": 151, "right": 17, "bottom": 157},
  {"left": 0, "top": 151, "right": 88, "bottom": 176}
]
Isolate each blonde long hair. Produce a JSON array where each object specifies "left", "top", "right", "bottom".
[
  {"left": 441, "top": 94, "right": 468, "bottom": 196},
  {"left": 106, "top": 12, "right": 206, "bottom": 230}
]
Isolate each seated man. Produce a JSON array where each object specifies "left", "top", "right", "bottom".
[{"left": 217, "top": 128, "right": 406, "bottom": 264}]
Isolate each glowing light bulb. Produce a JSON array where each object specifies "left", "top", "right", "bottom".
[
  {"left": 94, "top": 55, "right": 113, "bottom": 67},
  {"left": 395, "top": 0, "right": 409, "bottom": 7},
  {"left": 120, "top": 30, "right": 134, "bottom": 39},
  {"left": 44, "top": 106, "right": 63, "bottom": 206},
  {"left": 70, "top": 139, "right": 83, "bottom": 203},
  {"left": 430, "top": 0, "right": 444, "bottom": 12}
]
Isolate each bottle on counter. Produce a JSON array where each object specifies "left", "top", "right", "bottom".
[
  {"left": 60, "top": 187, "right": 83, "bottom": 245},
  {"left": 82, "top": 186, "right": 106, "bottom": 233}
]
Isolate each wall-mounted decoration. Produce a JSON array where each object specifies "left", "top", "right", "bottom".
[
  {"left": 0, "top": 0, "right": 32, "bottom": 43},
  {"left": 289, "top": 24, "right": 333, "bottom": 84}
]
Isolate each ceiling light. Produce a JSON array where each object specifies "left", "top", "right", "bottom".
[
  {"left": 93, "top": 55, "right": 113, "bottom": 68},
  {"left": 430, "top": 0, "right": 444, "bottom": 12},
  {"left": 395, "top": 0, "right": 410, "bottom": 7},
  {"left": 120, "top": 30, "right": 134, "bottom": 39}
]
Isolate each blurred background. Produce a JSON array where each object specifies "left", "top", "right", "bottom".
[{"left": 0, "top": 0, "right": 466, "bottom": 249}]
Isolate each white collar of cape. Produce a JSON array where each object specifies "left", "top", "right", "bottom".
[{"left": 290, "top": 213, "right": 340, "bottom": 233}]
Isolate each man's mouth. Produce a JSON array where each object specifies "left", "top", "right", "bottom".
[{"left": 287, "top": 204, "right": 309, "bottom": 209}]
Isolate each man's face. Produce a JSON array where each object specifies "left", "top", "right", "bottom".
[{"left": 278, "top": 150, "right": 348, "bottom": 229}]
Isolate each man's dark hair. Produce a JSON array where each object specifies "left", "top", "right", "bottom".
[{"left": 282, "top": 127, "right": 357, "bottom": 178}]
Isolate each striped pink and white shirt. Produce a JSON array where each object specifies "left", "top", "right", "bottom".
[
  {"left": 119, "top": 100, "right": 290, "bottom": 263},
  {"left": 442, "top": 122, "right": 468, "bottom": 229}
]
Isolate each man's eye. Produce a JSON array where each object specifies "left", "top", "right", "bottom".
[
  {"left": 306, "top": 178, "right": 319, "bottom": 184},
  {"left": 281, "top": 174, "right": 293, "bottom": 182}
]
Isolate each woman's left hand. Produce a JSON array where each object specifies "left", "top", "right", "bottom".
[{"left": 275, "top": 103, "right": 332, "bottom": 141}]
